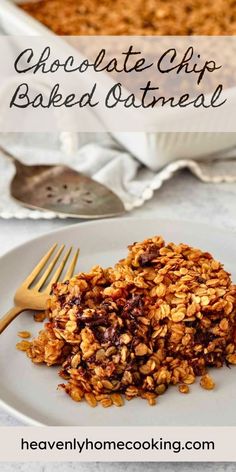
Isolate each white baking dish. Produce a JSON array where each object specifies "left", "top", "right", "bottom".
[
  {"left": 0, "top": 0, "right": 53, "bottom": 35},
  {"left": 1, "top": 0, "right": 236, "bottom": 171}
]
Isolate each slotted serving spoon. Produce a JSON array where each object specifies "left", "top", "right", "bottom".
[{"left": 1, "top": 145, "right": 125, "bottom": 219}]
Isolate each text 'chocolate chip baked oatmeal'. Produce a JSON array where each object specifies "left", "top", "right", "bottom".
[{"left": 17, "top": 236, "right": 236, "bottom": 408}]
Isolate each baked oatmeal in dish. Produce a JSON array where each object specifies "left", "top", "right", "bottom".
[
  {"left": 20, "top": 0, "right": 236, "bottom": 36},
  {"left": 19, "top": 236, "right": 236, "bottom": 408}
]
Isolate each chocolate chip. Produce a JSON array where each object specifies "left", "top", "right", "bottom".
[{"left": 138, "top": 245, "right": 160, "bottom": 267}]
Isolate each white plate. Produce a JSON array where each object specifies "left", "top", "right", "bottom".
[{"left": 0, "top": 217, "right": 235, "bottom": 426}]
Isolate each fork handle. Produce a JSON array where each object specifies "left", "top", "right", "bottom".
[{"left": 0, "top": 306, "right": 24, "bottom": 334}]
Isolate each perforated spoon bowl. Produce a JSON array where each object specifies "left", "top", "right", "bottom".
[{"left": 1, "top": 145, "right": 125, "bottom": 219}]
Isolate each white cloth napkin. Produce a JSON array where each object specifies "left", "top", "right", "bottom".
[{"left": 1, "top": 132, "right": 236, "bottom": 219}]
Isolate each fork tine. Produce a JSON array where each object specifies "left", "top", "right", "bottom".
[
  {"left": 44, "top": 247, "right": 73, "bottom": 294},
  {"left": 23, "top": 244, "right": 57, "bottom": 288},
  {"left": 63, "top": 249, "right": 80, "bottom": 281},
  {"left": 34, "top": 245, "right": 65, "bottom": 291}
]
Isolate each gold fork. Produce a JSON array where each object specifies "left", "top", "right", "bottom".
[{"left": 0, "top": 244, "right": 79, "bottom": 334}]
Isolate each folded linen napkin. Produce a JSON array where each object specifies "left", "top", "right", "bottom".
[{"left": 1, "top": 132, "right": 236, "bottom": 219}]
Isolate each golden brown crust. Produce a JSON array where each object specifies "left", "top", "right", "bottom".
[{"left": 20, "top": 0, "right": 236, "bottom": 36}]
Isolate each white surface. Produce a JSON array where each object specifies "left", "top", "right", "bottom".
[
  {"left": 0, "top": 0, "right": 54, "bottom": 35},
  {"left": 2, "top": 2, "right": 236, "bottom": 168},
  {"left": 0, "top": 216, "right": 236, "bottom": 427}
]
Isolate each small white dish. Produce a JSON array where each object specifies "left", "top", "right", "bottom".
[{"left": 0, "top": 217, "right": 235, "bottom": 426}]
